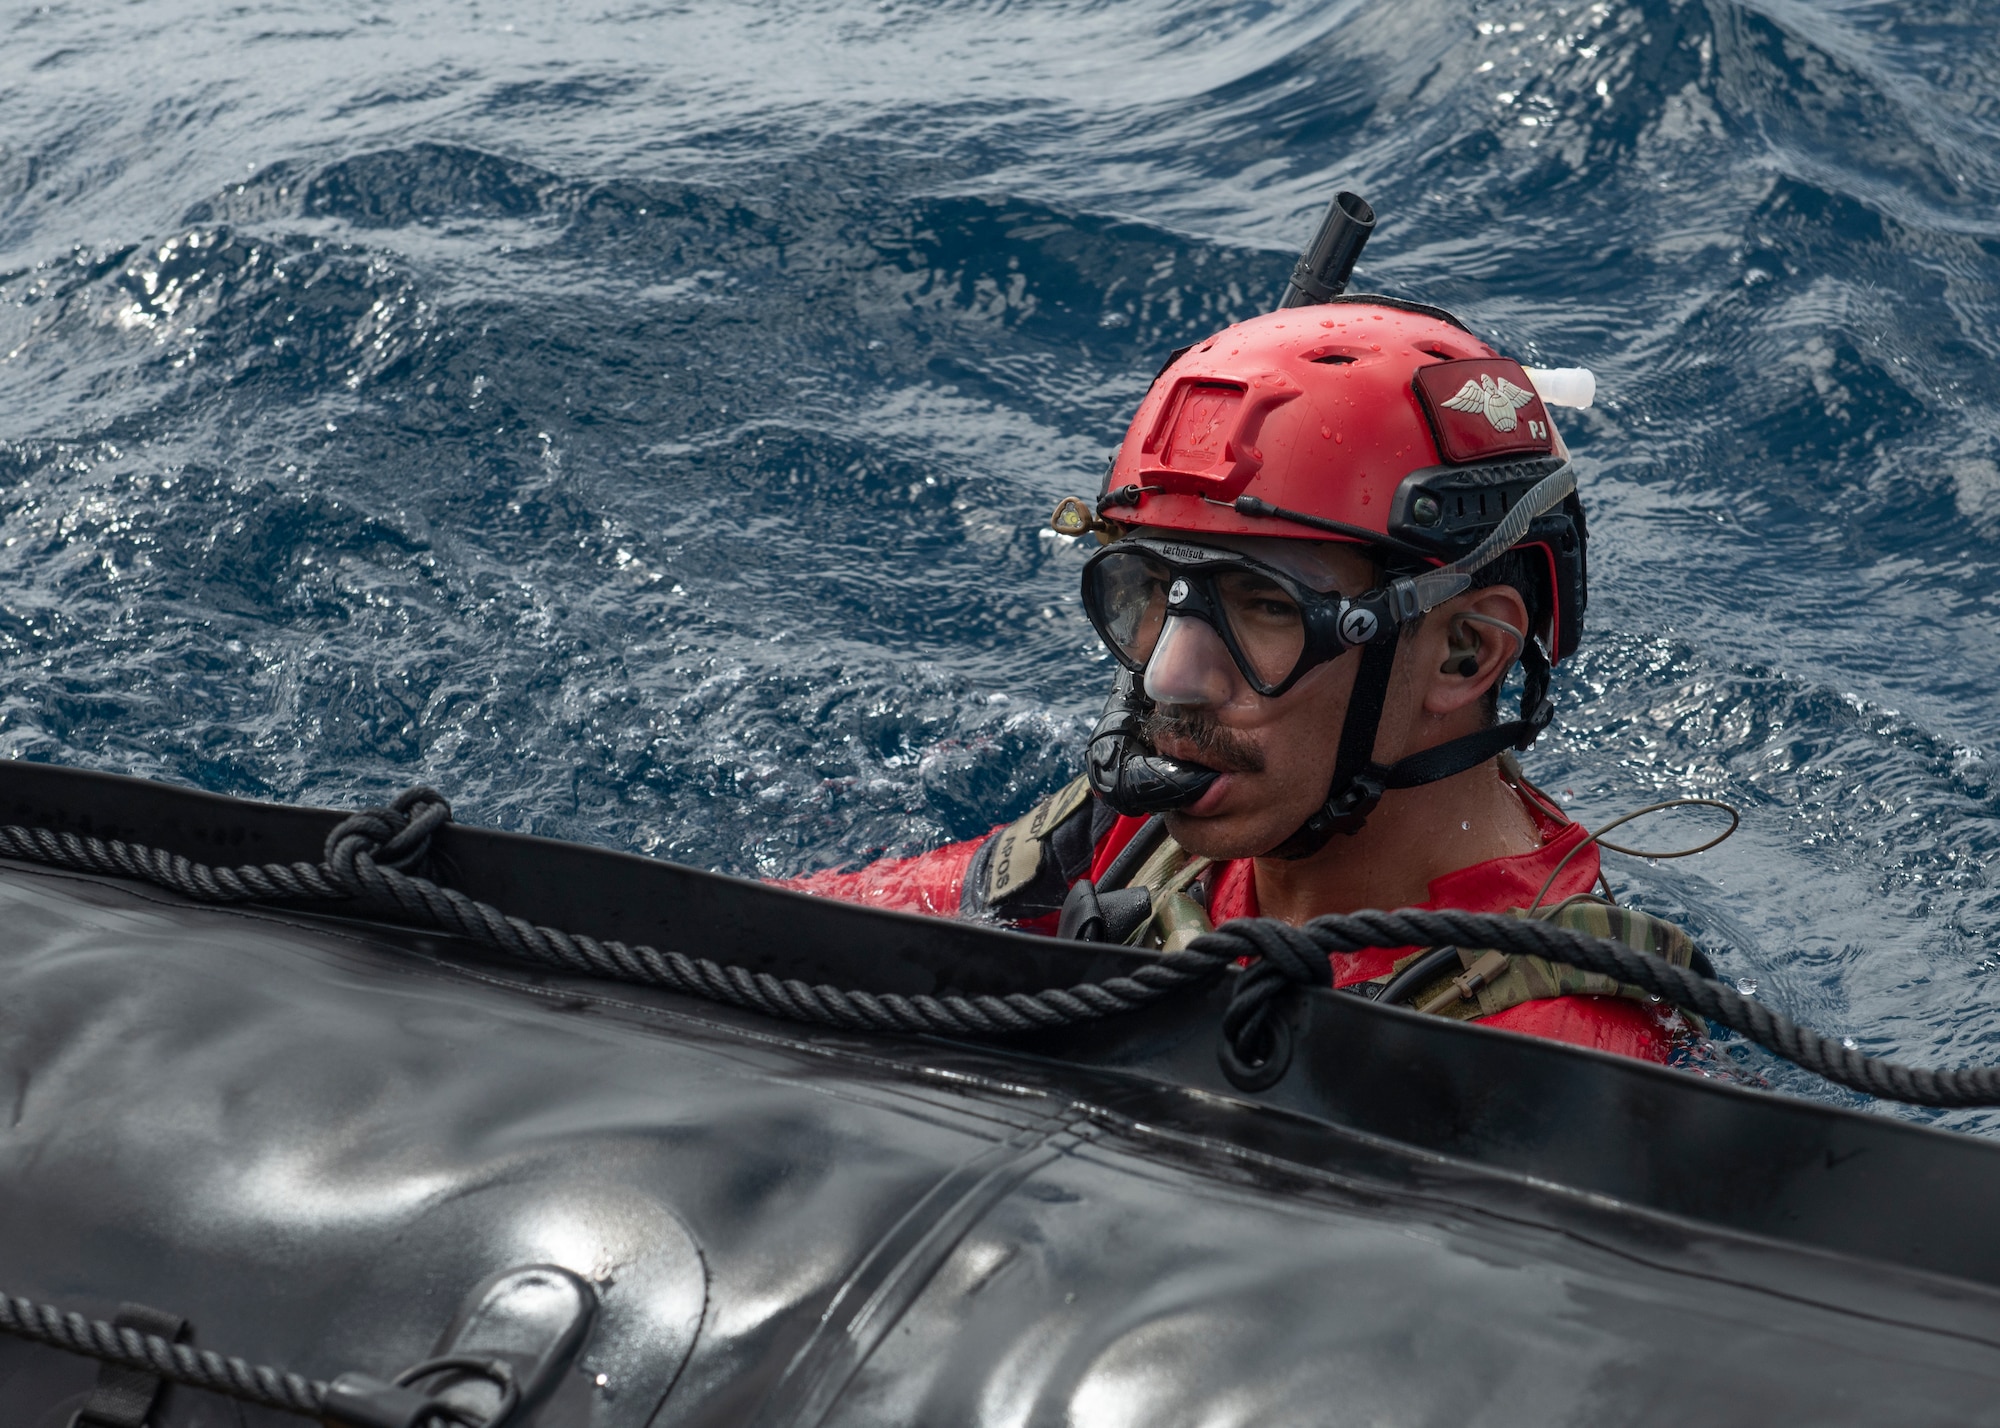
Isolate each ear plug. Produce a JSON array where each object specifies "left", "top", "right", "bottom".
[{"left": 1441, "top": 613, "right": 1526, "bottom": 678}]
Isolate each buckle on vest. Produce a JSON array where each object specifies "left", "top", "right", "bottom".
[{"left": 1416, "top": 950, "right": 1511, "bottom": 1015}]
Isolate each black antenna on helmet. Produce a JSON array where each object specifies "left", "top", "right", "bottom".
[{"left": 1279, "top": 191, "right": 1375, "bottom": 308}]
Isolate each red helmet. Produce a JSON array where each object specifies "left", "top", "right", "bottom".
[
  {"left": 1064, "top": 295, "right": 1589, "bottom": 854},
  {"left": 1092, "top": 296, "right": 1585, "bottom": 661}
]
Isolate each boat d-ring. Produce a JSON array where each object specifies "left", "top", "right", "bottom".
[
  {"left": 393, "top": 1355, "right": 521, "bottom": 1427},
  {"left": 1217, "top": 1014, "right": 1294, "bottom": 1092}
]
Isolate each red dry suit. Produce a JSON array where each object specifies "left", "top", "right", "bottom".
[{"left": 785, "top": 775, "right": 1682, "bottom": 1064}]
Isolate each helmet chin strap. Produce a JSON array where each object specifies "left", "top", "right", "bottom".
[{"left": 1262, "top": 627, "right": 1555, "bottom": 861}]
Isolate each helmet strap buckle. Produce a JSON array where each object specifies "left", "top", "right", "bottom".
[{"left": 1322, "top": 766, "right": 1388, "bottom": 833}]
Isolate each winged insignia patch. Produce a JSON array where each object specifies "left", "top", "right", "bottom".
[{"left": 1440, "top": 373, "right": 1537, "bottom": 432}]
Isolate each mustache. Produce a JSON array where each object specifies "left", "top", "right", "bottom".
[{"left": 1139, "top": 709, "right": 1265, "bottom": 775}]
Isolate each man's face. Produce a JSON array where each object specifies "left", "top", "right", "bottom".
[{"left": 1133, "top": 533, "right": 1388, "bottom": 861}]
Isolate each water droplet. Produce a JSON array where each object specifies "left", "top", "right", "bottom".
[
  {"left": 1735, "top": 978, "right": 1759, "bottom": 997},
  {"left": 1841, "top": 1037, "right": 1858, "bottom": 1051},
  {"left": 1461, "top": 821, "right": 1471, "bottom": 831}
]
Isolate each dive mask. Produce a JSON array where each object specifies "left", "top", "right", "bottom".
[{"left": 1080, "top": 536, "right": 1377, "bottom": 698}]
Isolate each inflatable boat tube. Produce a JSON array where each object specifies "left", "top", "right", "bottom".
[{"left": 3, "top": 759, "right": 2000, "bottom": 1425}]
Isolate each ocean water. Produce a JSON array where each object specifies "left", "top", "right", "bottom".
[{"left": 4, "top": 0, "right": 1998, "bottom": 1126}]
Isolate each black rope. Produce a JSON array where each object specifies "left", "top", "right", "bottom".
[
  {"left": 1217, "top": 919, "right": 1332, "bottom": 1069},
  {"left": 1199, "top": 910, "right": 2000, "bottom": 1109},
  {"left": 5, "top": 787, "right": 2000, "bottom": 1106},
  {"left": 0, "top": 825, "right": 346, "bottom": 901},
  {"left": 0, "top": 1294, "right": 324, "bottom": 1415},
  {"left": 0, "top": 1288, "right": 514, "bottom": 1426},
  {"left": 0, "top": 789, "right": 1230, "bottom": 1039}
]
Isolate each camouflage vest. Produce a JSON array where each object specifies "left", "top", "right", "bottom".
[
  {"left": 1355, "top": 897, "right": 1706, "bottom": 1028},
  {"left": 988, "top": 777, "right": 1704, "bottom": 1026}
]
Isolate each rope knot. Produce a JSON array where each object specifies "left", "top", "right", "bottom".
[
  {"left": 1212, "top": 917, "right": 1334, "bottom": 1085},
  {"left": 324, "top": 787, "right": 452, "bottom": 890}
]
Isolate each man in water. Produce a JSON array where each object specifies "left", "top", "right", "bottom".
[{"left": 791, "top": 297, "right": 1702, "bottom": 1063}]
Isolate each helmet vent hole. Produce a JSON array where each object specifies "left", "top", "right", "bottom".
[
  {"left": 1419, "top": 343, "right": 1464, "bottom": 361},
  {"left": 1311, "top": 353, "right": 1358, "bottom": 365}
]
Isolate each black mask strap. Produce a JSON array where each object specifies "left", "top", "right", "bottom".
[{"left": 1516, "top": 636, "right": 1554, "bottom": 744}]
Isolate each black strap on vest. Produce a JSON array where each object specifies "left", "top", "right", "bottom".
[
  {"left": 69, "top": 1303, "right": 187, "bottom": 1428},
  {"left": 1265, "top": 624, "right": 1557, "bottom": 861}
]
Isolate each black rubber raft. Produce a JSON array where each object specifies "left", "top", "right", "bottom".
[{"left": 5, "top": 759, "right": 2000, "bottom": 1426}]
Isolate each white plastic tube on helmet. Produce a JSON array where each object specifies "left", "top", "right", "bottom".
[{"left": 1522, "top": 366, "right": 1595, "bottom": 410}]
